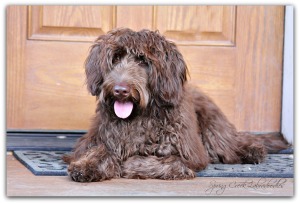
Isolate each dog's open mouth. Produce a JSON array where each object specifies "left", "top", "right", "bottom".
[{"left": 114, "top": 101, "right": 134, "bottom": 119}]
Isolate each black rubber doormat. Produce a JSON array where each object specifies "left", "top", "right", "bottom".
[
  {"left": 13, "top": 150, "right": 294, "bottom": 178},
  {"left": 13, "top": 151, "right": 68, "bottom": 176}
]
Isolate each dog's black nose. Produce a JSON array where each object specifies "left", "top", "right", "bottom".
[{"left": 113, "top": 84, "right": 130, "bottom": 98}]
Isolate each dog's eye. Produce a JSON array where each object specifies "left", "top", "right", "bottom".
[
  {"left": 136, "top": 55, "right": 148, "bottom": 67},
  {"left": 112, "top": 54, "right": 121, "bottom": 64},
  {"left": 112, "top": 49, "right": 126, "bottom": 64}
]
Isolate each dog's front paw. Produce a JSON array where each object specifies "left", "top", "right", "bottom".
[
  {"left": 68, "top": 161, "right": 97, "bottom": 182},
  {"left": 163, "top": 166, "right": 196, "bottom": 180},
  {"left": 67, "top": 157, "right": 121, "bottom": 182}
]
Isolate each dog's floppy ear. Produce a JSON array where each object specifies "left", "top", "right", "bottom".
[
  {"left": 85, "top": 38, "right": 107, "bottom": 96},
  {"left": 149, "top": 39, "right": 188, "bottom": 107}
]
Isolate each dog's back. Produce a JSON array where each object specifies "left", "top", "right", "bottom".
[{"left": 189, "top": 84, "right": 289, "bottom": 164}]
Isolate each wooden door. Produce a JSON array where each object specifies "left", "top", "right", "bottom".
[{"left": 7, "top": 6, "right": 284, "bottom": 132}]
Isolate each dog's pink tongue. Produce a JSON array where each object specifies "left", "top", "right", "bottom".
[{"left": 114, "top": 101, "right": 134, "bottom": 119}]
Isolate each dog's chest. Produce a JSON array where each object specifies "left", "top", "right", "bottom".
[{"left": 100, "top": 118, "right": 182, "bottom": 160}]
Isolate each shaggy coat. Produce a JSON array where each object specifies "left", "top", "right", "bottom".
[{"left": 63, "top": 28, "right": 288, "bottom": 182}]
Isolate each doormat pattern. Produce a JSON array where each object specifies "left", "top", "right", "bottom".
[
  {"left": 13, "top": 150, "right": 294, "bottom": 178},
  {"left": 196, "top": 154, "right": 294, "bottom": 178},
  {"left": 13, "top": 151, "right": 68, "bottom": 176}
]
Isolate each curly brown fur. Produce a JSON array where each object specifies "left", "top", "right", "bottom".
[{"left": 63, "top": 28, "right": 288, "bottom": 182}]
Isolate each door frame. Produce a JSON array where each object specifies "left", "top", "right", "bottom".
[{"left": 281, "top": 5, "right": 294, "bottom": 144}]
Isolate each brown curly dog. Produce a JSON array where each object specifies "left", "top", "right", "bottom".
[{"left": 63, "top": 28, "right": 288, "bottom": 182}]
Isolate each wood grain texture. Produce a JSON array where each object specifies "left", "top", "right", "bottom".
[
  {"left": 22, "top": 41, "right": 96, "bottom": 129},
  {"left": 116, "top": 6, "right": 153, "bottom": 31},
  {"left": 179, "top": 46, "right": 236, "bottom": 123},
  {"left": 198, "top": 6, "right": 223, "bottom": 32},
  {"left": 42, "top": 6, "right": 104, "bottom": 28},
  {"left": 7, "top": 155, "right": 293, "bottom": 196},
  {"left": 155, "top": 6, "right": 236, "bottom": 46},
  {"left": 6, "top": 6, "right": 27, "bottom": 128},
  {"left": 234, "top": 6, "right": 284, "bottom": 131},
  {"left": 28, "top": 6, "right": 115, "bottom": 42}
]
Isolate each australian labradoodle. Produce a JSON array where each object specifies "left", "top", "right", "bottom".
[{"left": 63, "top": 28, "right": 288, "bottom": 182}]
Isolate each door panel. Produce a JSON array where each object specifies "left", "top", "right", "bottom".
[
  {"left": 24, "top": 41, "right": 94, "bottom": 129},
  {"left": 155, "top": 6, "right": 236, "bottom": 46},
  {"left": 7, "top": 5, "right": 284, "bottom": 132},
  {"left": 28, "top": 6, "right": 115, "bottom": 42},
  {"left": 116, "top": 6, "right": 153, "bottom": 30}
]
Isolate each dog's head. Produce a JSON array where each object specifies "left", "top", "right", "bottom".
[{"left": 85, "top": 28, "right": 188, "bottom": 119}]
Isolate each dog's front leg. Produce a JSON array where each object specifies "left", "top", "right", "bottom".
[
  {"left": 67, "top": 144, "right": 121, "bottom": 182},
  {"left": 121, "top": 155, "right": 195, "bottom": 180}
]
